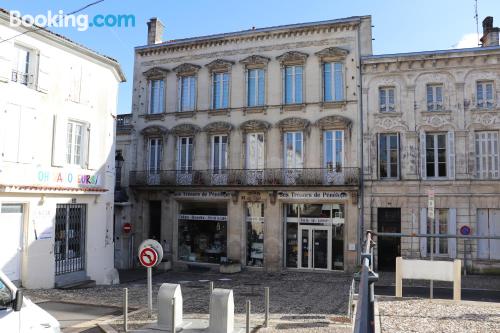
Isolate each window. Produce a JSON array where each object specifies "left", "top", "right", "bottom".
[
  {"left": 148, "top": 138, "right": 162, "bottom": 174},
  {"left": 247, "top": 69, "right": 265, "bottom": 107},
  {"left": 246, "top": 202, "right": 264, "bottom": 267},
  {"left": 323, "top": 62, "right": 343, "bottom": 102},
  {"left": 246, "top": 133, "right": 265, "bottom": 169},
  {"left": 324, "top": 130, "right": 344, "bottom": 170},
  {"left": 12, "top": 45, "right": 33, "bottom": 86},
  {"left": 379, "top": 133, "right": 399, "bottom": 179},
  {"left": 379, "top": 87, "right": 395, "bottom": 112},
  {"left": 477, "top": 81, "right": 494, "bottom": 109},
  {"left": 284, "top": 65, "right": 303, "bottom": 104},
  {"left": 475, "top": 131, "right": 499, "bottom": 179},
  {"left": 178, "top": 76, "right": 196, "bottom": 111},
  {"left": 426, "top": 133, "right": 447, "bottom": 178},
  {"left": 66, "top": 121, "right": 84, "bottom": 165},
  {"left": 211, "top": 135, "right": 228, "bottom": 173},
  {"left": 427, "top": 84, "right": 443, "bottom": 111},
  {"left": 284, "top": 132, "right": 303, "bottom": 168},
  {"left": 427, "top": 208, "right": 448, "bottom": 255},
  {"left": 149, "top": 79, "right": 165, "bottom": 114},
  {"left": 212, "top": 72, "right": 229, "bottom": 109},
  {"left": 177, "top": 137, "right": 193, "bottom": 172}
]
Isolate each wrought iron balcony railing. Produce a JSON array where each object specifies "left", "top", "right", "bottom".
[{"left": 130, "top": 168, "right": 360, "bottom": 187}]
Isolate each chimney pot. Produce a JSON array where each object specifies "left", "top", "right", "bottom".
[
  {"left": 147, "top": 17, "right": 164, "bottom": 45},
  {"left": 480, "top": 16, "right": 499, "bottom": 47}
]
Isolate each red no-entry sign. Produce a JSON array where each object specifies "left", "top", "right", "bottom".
[
  {"left": 139, "top": 247, "right": 158, "bottom": 268},
  {"left": 123, "top": 223, "right": 132, "bottom": 234}
]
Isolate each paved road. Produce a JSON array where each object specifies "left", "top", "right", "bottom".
[{"left": 375, "top": 285, "right": 500, "bottom": 302}]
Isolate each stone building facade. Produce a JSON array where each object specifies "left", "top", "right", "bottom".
[
  {"left": 116, "top": 16, "right": 373, "bottom": 272},
  {"left": 361, "top": 18, "right": 500, "bottom": 272}
]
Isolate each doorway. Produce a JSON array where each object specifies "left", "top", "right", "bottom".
[
  {"left": 0, "top": 204, "right": 24, "bottom": 282},
  {"left": 377, "top": 208, "right": 401, "bottom": 271},
  {"left": 298, "top": 226, "right": 332, "bottom": 270},
  {"left": 149, "top": 201, "right": 161, "bottom": 240}
]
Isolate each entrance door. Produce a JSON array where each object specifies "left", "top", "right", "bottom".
[
  {"left": 478, "top": 209, "right": 500, "bottom": 260},
  {"left": 0, "top": 204, "right": 23, "bottom": 282},
  {"left": 377, "top": 208, "right": 401, "bottom": 271},
  {"left": 298, "top": 226, "right": 331, "bottom": 270},
  {"left": 149, "top": 201, "right": 161, "bottom": 240}
]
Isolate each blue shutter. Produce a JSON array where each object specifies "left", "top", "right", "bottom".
[
  {"left": 324, "top": 63, "right": 332, "bottom": 102},
  {"left": 334, "top": 63, "right": 343, "bottom": 101}
]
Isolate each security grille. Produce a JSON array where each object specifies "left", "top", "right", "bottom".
[{"left": 54, "top": 204, "right": 86, "bottom": 275}]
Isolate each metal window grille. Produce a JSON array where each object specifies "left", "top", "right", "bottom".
[{"left": 54, "top": 204, "right": 86, "bottom": 275}]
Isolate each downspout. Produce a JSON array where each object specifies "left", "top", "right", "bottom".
[{"left": 357, "top": 22, "right": 365, "bottom": 265}]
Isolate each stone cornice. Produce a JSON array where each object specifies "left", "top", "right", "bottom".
[
  {"left": 315, "top": 47, "right": 349, "bottom": 60},
  {"left": 173, "top": 63, "right": 201, "bottom": 76},
  {"left": 239, "top": 55, "right": 271, "bottom": 67},
  {"left": 143, "top": 67, "right": 169, "bottom": 79},
  {"left": 239, "top": 119, "right": 272, "bottom": 132},
  {"left": 171, "top": 123, "right": 202, "bottom": 136},
  {"left": 203, "top": 121, "right": 233, "bottom": 133},
  {"left": 140, "top": 125, "right": 169, "bottom": 138},
  {"left": 205, "top": 59, "right": 235, "bottom": 72},
  {"left": 315, "top": 115, "right": 352, "bottom": 130},
  {"left": 276, "top": 51, "right": 309, "bottom": 65}
]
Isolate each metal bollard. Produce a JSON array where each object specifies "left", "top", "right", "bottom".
[
  {"left": 123, "top": 288, "right": 128, "bottom": 332},
  {"left": 246, "top": 300, "right": 251, "bottom": 333},
  {"left": 209, "top": 281, "right": 214, "bottom": 294},
  {"left": 264, "top": 287, "right": 269, "bottom": 327},
  {"left": 171, "top": 298, "right": 176, "bottom": 333}
]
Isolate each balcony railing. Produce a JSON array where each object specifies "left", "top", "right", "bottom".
[
  {"left": 117, "top": 114, "right": 133, "bottom": 133},
  {"left": 130, "top": 168, "right": 360, "bottom": 187}
]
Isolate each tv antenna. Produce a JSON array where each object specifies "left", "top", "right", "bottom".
[{"left": 475, "top": 0, "right": 481, "bottom": 46}]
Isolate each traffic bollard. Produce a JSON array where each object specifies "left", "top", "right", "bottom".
[
  {"left": 246, "top": 300, "right": 251, "bottom": 333},
  {"left": 171, "top": 298, "right": 176, "bottom": 333},
  {"left": 264, "top": 287, "right": 269, "bottom": 327},
  {"left": 123, "top": 288, "right": 128, "bottom": 332}
]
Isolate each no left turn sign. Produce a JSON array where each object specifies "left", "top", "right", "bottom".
[{"left": 139, "top": 247, "right": 158, "bottom": 267}]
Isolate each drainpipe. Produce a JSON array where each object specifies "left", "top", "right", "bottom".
[{"left": 356, "top": 22, "right": 365, "bottom": 265}]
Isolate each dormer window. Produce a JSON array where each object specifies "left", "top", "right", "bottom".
[
  {"left": 477, "top": 81, "right": 494, "bottom": 109},
  {"left": 379, "top": 87, "right": 395, "bottom": 112},
  {"left": 427, "top": 84, "right": 443, "bottom": 111}
]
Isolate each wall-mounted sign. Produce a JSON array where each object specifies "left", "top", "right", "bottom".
[
  {"left": 299, "top": 217, "right": 345, "bottom": 225},
  {"left": 178, "top": 214, "right": 228, "bottom": 221},
  {"left": 174, "top": 191, "right": 230, "bottom": 199},
  {"left": 36, "top": 169, "right": 101, "bottom": 187},
  {"left": 278, "top": 191, "right": 349, "bottom": 200},
  {"left": 460, "top": 225, "right": 471, "bottom": 236}
]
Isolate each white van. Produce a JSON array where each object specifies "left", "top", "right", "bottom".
[{"left": 0, "top": 271, "right": 60, "bottom": 333}]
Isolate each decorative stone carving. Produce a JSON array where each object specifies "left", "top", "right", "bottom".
[
  {"left": 171, "top": 123, "right": 201, "bottom": 136},
  {"left": 374, "top": 116, "right": 408, "bottom": 131},
  {"left": 421, "top": 114, "right": 454, "bottom": 128},
  {"left": 470, "top": 112, "right": 500, "bottom": 127},
  {"left": 239, "top": 55, "right": 270, "bottom": 66},
  {"left": 314, "top": 47, "right": 349, "bottom": 60},
  {"left": 205, "top": 59, "right": 235, "bottom": 71},
  {"left": 276, "top": 51, "right": 308, "bottom": 65},
  {"left": 173, "top": 63, "right": 201, "bottom": 75},
  {"left": 140, "top": 125, "right": 169, "bottom": 138},
  {"left": 203, "top": 121, "right": 233, "bottom": 133},
  {"left": 315, "top": 115, "right": 352, "bottom": 130},
  {"left": 143, "top": 67, "right": 169, "bottom": 79},
  {"left": 276, "top": 117, "right": 311, "bottom": 131},
  {"left": 239, "top": 119, "right": 271, "bottom": 132}
]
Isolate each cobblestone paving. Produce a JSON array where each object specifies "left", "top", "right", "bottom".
[{"left": 378, "top": 298, "right": 500, "bottom": 333}]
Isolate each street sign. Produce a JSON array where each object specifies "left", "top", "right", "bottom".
[
  {"left": 139, "top": 247, "right": 158, "bottom": 268},
  {"left": 122, "top": 223, "right": 132, "bottom": 234},
  {"left": 138, "top": 239, "right": 164, "bottom": 264},
  {"left": 460, "top": 225, "right": 472, "bottom": 236}
]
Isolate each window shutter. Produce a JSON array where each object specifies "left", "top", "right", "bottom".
[
  {"left": 477, "top": 209, "right": 489, "bottom": 259},
  {"left": 51, "top": 115, "right": 66, "bottom": 167},
  {"left": 2, "top": 105, "right": 21, "bottom": 162},
  {"left": 281, "top": 67, "right": 285, "bottom": 104},
  {"left": 0, "top": 38, "right": 13, "bottom": 83},
  {"left": 36, "top": 52, "right": 51, "bottom": 93},
  {"left": 420, "top": 208, "right": 428, "bottom": 257},
  {"left": 177, "top": 77, "right": 182, "bottom": 111},
  {"left": 87, "top": 123, "right": 102, "bottom": 170},
  {"left": 420, "top": 132, "right": 426, "bottom": 179},
  {"left": 18, "top": 107, "right": 37, "bottom": 163},
  {"left": 447, "top": 131, "right": 455, "bottom": 179},
  {"left": 448, "top": 208, "right": 457, "bottom": 259}
]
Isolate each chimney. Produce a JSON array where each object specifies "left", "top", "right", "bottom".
[
  {"left": 147, "top": 17, "right": 164, "bottom": 45},
  {"left": 480, "top": 16, "right": 499, "bottom": 47}
]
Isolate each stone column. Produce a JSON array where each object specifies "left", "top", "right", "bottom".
[
  {"left": 307, "top": 126, "right": 321, "bottom": 168},
  {"left": 164, "top": 134, "right": 176, "bottom": 170},
  {"left": 227, "top": 197, "right": 243, "bottom": 262},
  {"left": 194, "top": 131, "right": 209, "bottom": 170},
  {"left": 267, "top": 127, "right": 281, "bottom": 168},
  {"left": 229, "top": 129, "right": 242, "bottom": 169},
  {"left": 264, "top": 197, "right": 282, "bottom": 272}
]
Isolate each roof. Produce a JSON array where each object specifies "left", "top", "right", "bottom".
[
  {"left": 0, "top": 8, "right": 125, "bottom": 82},
  {"left": 136, "top": 15, "right": 370, "bottom": 50},
  {"left": 363, "top": 45, "right": 500, "bottom": 61}
]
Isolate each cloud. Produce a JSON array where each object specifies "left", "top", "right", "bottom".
[{"left": 452, "top": 33, "right": 480, "bottom": 48}]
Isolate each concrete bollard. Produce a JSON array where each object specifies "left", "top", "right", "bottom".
[
  {"left": 264, "top": 287, "right": 269, "bottom": 327},
  {"left": 209, "top": 288, "right": 234, "bottom": 333},
  {"left": 158, "top": 283, "right": 183, "bottom": 332}
]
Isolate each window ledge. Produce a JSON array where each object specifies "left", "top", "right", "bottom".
[
  {"left": 420, "top": 110, "right": 452, "bottom": 115},
  {"left": 470, "top": 108, "right": 500, "bottom": 113},
  {"left": 140, "top": 113, "right": 167, "bottom": 121},
  {"left": 281, "top": 103, "right": 306, "bottom": 112},
  {"left": 208, "top": 108, "right": 230, "bottom": 116},
  {"left": 374, "top": 112, "right": 402, "bottom": 117},
  {"left": 243, "top": 106, "right": 267, "bottom": 115},
  {"left": 320, "top": 101, "right": 347, "bottom": 109},
  {"left": 175, "top": 111, "right": 195, "bottom": 118}
]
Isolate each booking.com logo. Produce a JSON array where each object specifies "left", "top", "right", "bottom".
[{"left": 10, "top": 10, "right": 135, "bottom": 31}]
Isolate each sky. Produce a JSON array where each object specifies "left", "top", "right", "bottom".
[{"left": 2, "top": 0, "right": 499, "bottom": 114}]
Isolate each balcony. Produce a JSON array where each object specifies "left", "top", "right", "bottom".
[
  {"left": 129, "top": 168, "right": 360, "bottom": 188},
  {"left": 116, "top": 114, "right": 133, "bottom": 134}
]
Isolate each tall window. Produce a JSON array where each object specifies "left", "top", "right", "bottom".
[
  {"left": 212, "top": 72, "right": 229, "bottom": 109},
  {"left": 324, "top": 130, "right": 344, "bottom": 170},
  {"left": 12, "top": 45, "right": 32, "bottom": 86},
  {"left": 211, "top": 135, "right": 228, "bottom": 173},
  {"left": 427, "top": 209, "right": 448, "bottom": 255},
  {"left": 178, "top": 76, "right": 196, "bottom": 111},
  {"left": 379, "top": 87, "right": 395, "bottom": 112},
  {"left": 149, "top": 79, "right": 165, "bottom": 114},
  {"left": 177, "top": 137, "right": 193, "bottom": 172},
  {"left": 246, "top": 202, "right": 264, "bottom": 267},
  {"left": 323, "top": 62, "right": 343, "bottom": 102},
  {"left": 427, "top": 84, "right": 443, "bottom": 111},
  {"left": 426, "top": 133, "right": 447, "bottom": 178},
  {"left": 66, "top": 121, "right": 84, "bottom": 165},
  {"left": 477, "top": 81, "right": 494, "bottom": 109},
  {"left": 284, "top": 65, "right": 303, "bottom": 104},
  {"left": 284, "top": 132, "right": 303, "bottom": 168},
  {"left": 148, "top": 138, "right": 162, "bottom": 174},
  {"left": 475, "top": 131, "right": 499, "bottom": 179},
  {"left": 379, "top": 133, "right": 399, "bottom": 179},
  {"left": 247, "top": 68, "right": 265, "bottom": 107},
  {"left": 246, "top": 133, "right": 265, "bottom": 169}
]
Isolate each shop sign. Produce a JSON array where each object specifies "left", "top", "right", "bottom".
[
  {"left": 178, "top": 214, "right": 228, "bottom": 221},
  {"left": 174, "top": 191, "right": 231, "bottom": 199},
  {"left": 278, "top": 191, "right": 349, "bottom": 200},
  {"left": 299, "top": 217, "right": 345, "bottom": 225},
  {"left": 36, "top": 169, "right": 101, "bottom": 187}
]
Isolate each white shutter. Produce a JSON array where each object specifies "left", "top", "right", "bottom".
[
  {"left": 447, "top": 131, "right": 455, "bottom": 179},
  {"left": 87, "top": 123, "right": 102, "bottom": 170},
  {"left": 420, "top": 208, "right": 427, "bottom": 257},
  {"left": 0, "top": 38, "right": 13, "bottom": 83},
  {"left": 1, "top": 105, "right": 21, "bottom": 162},
  {"left": 448, "top": 208, "right": 457, "bottom": 258},
  {"left": 51, "top": 115, "right": 67, "bottom": 167},
  {"left": 18, "top": 107, "right": 37, "bottom": 163},
  {"left": 36, "top": 53, "right": 51, "bottom": 93},
  {"left": 177, "top": 77, "right": 182, "bottom": 111},
  {"left": 477, "top": 209, "right": 489, "bottom": 259},
  {"left": 420, "top": 132, "right": 426, "bottom": 179}
]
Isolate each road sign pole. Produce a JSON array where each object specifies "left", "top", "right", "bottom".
[{"left": 147, "top": 266, "right": 152, "bottom": 318}]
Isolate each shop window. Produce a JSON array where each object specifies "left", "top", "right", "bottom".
[
  {"left": 178, "top": 202, "right": 227, "bottom": 263},
  {"left": 246, "top": 202, "right": 264, "bottom": 267}
]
